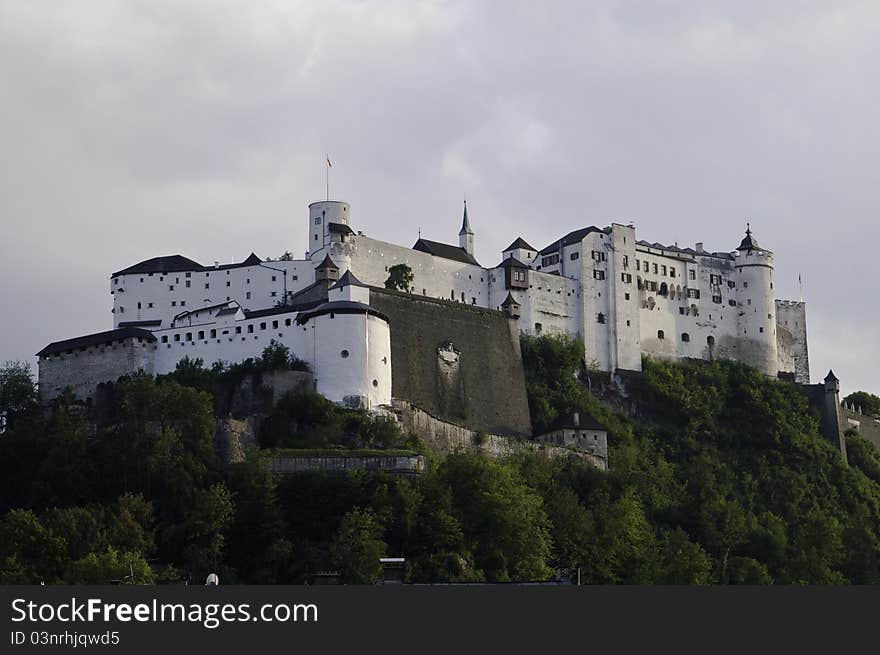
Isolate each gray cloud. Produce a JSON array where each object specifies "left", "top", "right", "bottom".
[{"left": 1, "top": 0, "right": 876, "bottom": 394}]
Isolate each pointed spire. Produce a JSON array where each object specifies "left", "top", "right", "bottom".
[
  {"left": 825, "top": 369, "right": 839, "bottom": 383},
  {"left": 737, "top": 223, "right": 760, "bottom": 251},
  {"left": 459, "top": 200, "right": 473, "bottom": 236}
]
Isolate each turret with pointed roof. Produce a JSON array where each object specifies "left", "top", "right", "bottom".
[
  {"left": 315, "top": 254, "right": 340, "bottom": 286},
  {"left": 459, "top": 200, "right": 474, "bottom": 256}
]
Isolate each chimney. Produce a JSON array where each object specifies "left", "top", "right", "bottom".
[{"left": 695, "top": 242, "right": 704, "bottom": 253}]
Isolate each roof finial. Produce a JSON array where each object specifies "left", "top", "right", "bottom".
[{"left": 746, "top": 221, "right": 751, "bottom": 235}]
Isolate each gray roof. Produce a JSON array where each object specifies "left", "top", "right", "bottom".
[
  {"left": 543, "top": 411, "right": 607, "bottom": 433},
  {"left": 636, "top": 240, "right": 735, "bottom": 261},
  {"left": 112, "top": 252, "right": 263, "bottom": 278},
  {"left": 37, "top": 327, "right": 157, "bottom": 357},
  {"left": 538, "top": 226, "right": 609, "bottom": 255},
  {"left": 330, "top": 269, "right": 367, "bottom": 290},
  {"left": 737, "top": 226, "right": 760, "bottom": 251},
  {"left": 315, "top": 254, "right": 339, "bottom": 270},
  {"left": 504, "top": 237, "right": 536, "bottom": 252},
  {"left": 328, "top": 222, "right": 354, "bottom": 235},
  {"left": 501, "top": 292, "right": 519, "bottom": 307},
  {"left": 215, "top": 307, "right": 241, "bottom": 317},
  {"left": 494, "top": 255, "right": 529, "bottom": 269},
  {"left": 459, "top": 201, "right": 473, "bottom": 235},
  {"left": 118, "top": 319, "right": 162, "bottom": 328},
  {"left": 412, "top": 238, "right": 480, "bottom": 266},
  {"left": 295, "top": 300, "right": 389, "bottom": 325}
]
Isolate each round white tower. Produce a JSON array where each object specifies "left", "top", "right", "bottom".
[
  {"left": 308, "top": 201, "right": 351, "bottom": 259},
  {"left": 297, "top": 300, "right": 392, "bottom": 409},
  {"left": 734, "top": 226, "right": 778, "bottom": 377}
]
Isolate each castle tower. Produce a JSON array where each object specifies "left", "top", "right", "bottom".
[
  {"left": 315, "top": 254, "right": 340, "bottom": 287},
  {"left": 734, "top": 225, "right": 778, "bottom": 377},
  {"left": 308, "top": 200, "right": 351, "bottom": 259},
  {"left": 459, "top": 201, "right": 474, "bottom": 256},
  {"left": 820, "top": 370, "right": 847, "bottom": 462}
]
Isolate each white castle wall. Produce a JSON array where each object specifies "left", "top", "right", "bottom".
[
  {"left": 111, "top": 259, "right": 314, "bottom": 329},
  {"left": 775, "top": 300, "right": 809, "bottom": 383}
]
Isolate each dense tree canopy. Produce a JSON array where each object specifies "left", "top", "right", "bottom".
[{"left": 2, "top": 343, "right": 880, "bottom": 584}]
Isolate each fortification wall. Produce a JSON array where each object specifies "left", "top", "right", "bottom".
[
  {"left": 39, "top": 338, "right": 156, "bottom": 403},
  {"left": 843, "top": 408, "right": 880, "bottom": 450},
  {"left": 269, "top": 453, "right": 426, "bottom": 476},
  {"left": 775, "top": 300, "right": 809, "bottom": 383},
  {"left": 368, "top": 289, "right": 532, "bottom": 437},
  {"left": 392, "top": 400, "right": 607, "bottom": 470}
]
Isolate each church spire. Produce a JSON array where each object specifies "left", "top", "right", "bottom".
[
  {"left": 459, "top": 200, "right": 473, "bottom": 236},
  {"left": 459, "top": 199, "right": 474, "bottom": 256}
]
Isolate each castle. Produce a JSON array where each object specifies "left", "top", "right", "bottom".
[{"left": 37, "top": 199, "right": 810, "bottom": 430}]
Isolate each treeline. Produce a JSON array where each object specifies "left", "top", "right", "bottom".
[{"left": 2, "top": 335, "right": 880, "bottom": 584}]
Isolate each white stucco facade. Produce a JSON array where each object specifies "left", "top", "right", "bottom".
[{"left": 39, "top": 197, "right": 812, "bottom": 408}]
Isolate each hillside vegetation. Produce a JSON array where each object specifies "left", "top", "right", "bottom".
[{"left": 1, "top": 337, "right": 880, "bottom": 584}]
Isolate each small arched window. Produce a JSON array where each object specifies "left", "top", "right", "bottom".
[
  {"left": 707, "top": 335, "right": 715, "bottom": 346},
  {"left": 657, "top": 330, "right": 665, "bottom": 340},
  {"left": 681, "top": 333, "right": 690, "bottom": 342},
  {"left": 659, "top": 282, "right": 669, "bottom": 297}
]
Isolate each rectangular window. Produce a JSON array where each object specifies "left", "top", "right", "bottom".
[
  {"left": 653, "top": 263, "right": 658, "bottom": 274},
  {"left": 236, "top": 326, "right": 242, "bottom": 334},
  {"left": 596, "top": 313, "right": 606, "bottom": 324},
  {"left": 679, "top": 307, "right": 685, "bottom": 315},
  {"left": 210, "top": 329, "right": 216, "bottom": 338},
  {"left": 541, "top": 254, "right": 560, "bottom": 267},
  {"left": 623, "top": 255, "right": 629, "bottom": 267},
  {"left": 687, "top": 288, "right": 701, "bottom": 299},
  {"left": 689, "top": 270, "right": 696, "bottom": 280},
  {"left": 247, "top": 325, "right": 254, "bottom": 333},
  {"left": 272, "top": 275, "right": 276, "bottom": 281},
  {"left": 169, "top": 285, "right": 174, "bottom": 291},
  {"left": 743, "top": 281, "right": 749, "bottom": 288},
  {"left": 670, "top": 269, "right": 676, "bottom": 278},
  {"left": 315, "top": 217, "right": 321, "bottom": 225},
  {"left": 246, "top": 292, "right": 251, "bottom": 300},
  {"left": 729, "top": 299, "right": 737, "bottom": 307},
  {"left": 147, "top": 302, "right": 153, "bottom": 308},
  {"left": 186, "top": 333, "right": 192, "bottom": 341},
  {"left": 712, "top": 295, "right": 722, "bottom": 304},
  {"left": 226, "top": 281, "right": 230, "bottom": 287},
  {"left": 593, "top": 270, "right": 606, "bottom": 280},
  {"left": 185, "top": 281, "right": 191, "bottom": 288},
  {"left": 636, "top": 260, "right": 641, "bottom": 271},
  {"left": 171, "top": 301, "right": 176, "bottom": 306},
  {"left": 661, "top": 265, "right": 667, "bottom": 276},
  {"left": 285, "top": 318, "right": 292, "bottom": 327},
  {"left": 180, "top": 301, "right": 186, "bottom": 306},
  {"left": 272, "top": 320, "right": 279, "bottom": 329},
  {"left": 185, "top": 272, "right": 191, "bottom": 278},
  {"left": 260, "top": 322, "right": 266, "bottom": 330},
  {"left": 710, "top": 274, "right": 722, "bottom": 286},
  {"left": 728, "top": 280, "right": 736, "bottom": 289},
  {"left": 198, "top": 330, "right": 205, "bottom": 340},
  {"left": 570, "top": 252, "right": 579, "bottom": 261},
  {"left": 625, "top": 292, "right": 630, "bottom": 300},
  {"left": 174, "top": 334, "right": 180, "bottom": 342},
  {"left": 205, "top": 283, "right": 209, "bottom": 289},
  {"left": 161, "top": 336, "right": 168, "bottom": 343}
]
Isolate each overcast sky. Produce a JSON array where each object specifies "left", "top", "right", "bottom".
[{"left": 1, "top": 1, "right": 877, "bottom": 396}]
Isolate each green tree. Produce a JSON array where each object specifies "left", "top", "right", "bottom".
[
  {"left": 0, "top": 509, "right": 67, "bottom": 584},
  {"left": 65, "top": 546, "right": 155, "bottom": 584},
  {"left": 384, "top": 263, "right": 414, "bottom": 293},
  {"left": 0, "top": 361, "right": 37, "bottom": 433},
  {"left": 330, "top": 507, "right": 386, "bottom": 584},
  {"left": 843, "top": 391, "right": 880, "bottom": 417}
]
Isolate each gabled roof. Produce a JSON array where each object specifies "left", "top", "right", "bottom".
[
  {"left": 825, "top": 369, "right": 839, "bottom": 383},
  {"left": 330, "top": 269, "right": 367, "bottom": 290},
  {"left": 112, "top": 255, "right": 203, "bottom": 277},
  {"left": 494, "top": 255, "right": 529, "bottom": 270},
  {"left": 412, "top": 238, "right": 480, "bottom": 266},
  {"left": 501, "top": 292, "right": 519, "bottom": 307},
  {"left": 538, "top": 226, "right": 608, "bottom": 255},
  {"left": 504, "top": 237, "right": 536, "bottom": 252},
  {"left": 37, "top": 328, "right": 156, "bottom": 357},
  {"left": 112, "top": 253, "right": 265, "bottom": 277},
  {"left": 172, "top": 301, "right": 241, "bottom": 323}
]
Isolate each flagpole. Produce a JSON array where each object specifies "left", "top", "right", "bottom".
[{"left": 325, "top": 155, "right": 329, "bottom": 201}]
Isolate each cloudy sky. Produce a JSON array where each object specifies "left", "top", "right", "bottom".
[{"left": 1, "top": 1, "right": 877, "bottom": 395}]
